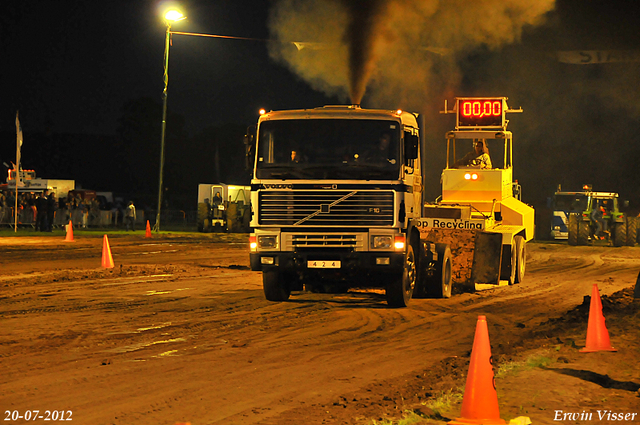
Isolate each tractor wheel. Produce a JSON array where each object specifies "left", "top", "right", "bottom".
[
  {"left": 613, "top": 218, "right": 627, "bottom": 247},
  {"left": 626, "top": 217, "right": 637, "bottom": 246},
  {"left": 386, "top": 243, "right": 416, "bottom": 307},
  {"left": 567, "top": 213, "right": 579, "bottom": 246},
  {"left": 514, "top": 235, "right": 526, "bottom": 284},
  {"left": 577, "top": 220, "right": 590, "bottom": 246},
  {"left": 262, "top": 270, "right": 291, "bottom": 301}
]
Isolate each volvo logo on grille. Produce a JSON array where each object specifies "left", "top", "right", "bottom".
[{"left": 321, "top": 204, "right": 330, "bottom": 213}]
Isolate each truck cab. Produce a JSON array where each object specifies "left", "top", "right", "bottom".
[{"left": 248, "top": 105, "right": 423, "bottom": 306}]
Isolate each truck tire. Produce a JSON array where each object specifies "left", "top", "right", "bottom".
[
  {"left": 577, "top": 220, "right": 590, "bottom": 246},
  {"left": 425, "top": 243, "right": 452, "bottom": 298},
  {"left": 567, "top": 213, "right": 578, "bottom": 246},
  {"left": 613, "top": 218, "right": 627, "bottom": 247},
  {"left": 386, "top": 243, "right": 416, "bottom": 307},
  {"left": 626, "top": 217, "right": 637, "bottom": 246},
  {"left": 263, "top": 270, "right": 291, "bottom": 301},
  {"left": 514, "top": 235, "right": 526, "bottom": 284},
  {"left": 412, "top": 242, "right": 429, "bottom": 299}
]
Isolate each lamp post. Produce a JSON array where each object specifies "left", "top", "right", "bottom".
[{"left": 154, "top": 9, "right": 186, "bottom": 232}]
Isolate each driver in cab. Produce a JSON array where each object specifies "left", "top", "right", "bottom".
[{"left": 454, "top": 139, "right": 492, "bottom": 169}]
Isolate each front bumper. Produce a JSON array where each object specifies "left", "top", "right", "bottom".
[{"left": 250, "top": 251, "right": 405, "bottom": 274}]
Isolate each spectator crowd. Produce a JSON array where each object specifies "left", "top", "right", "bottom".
[{"left": 0, "top": 190, "right": 135, "bottom": 230}]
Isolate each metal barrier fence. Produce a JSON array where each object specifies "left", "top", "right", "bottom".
[{"left": 0, "top": 208, "right": 198, "bottom": 230}]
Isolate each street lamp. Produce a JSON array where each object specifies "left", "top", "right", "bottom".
[{"left": 154, "top": 9, "right": 186, "bottom": 232}]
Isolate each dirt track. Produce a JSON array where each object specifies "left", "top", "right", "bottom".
[{"left": 1, "top": 234, "right": 639, "bottom": 425}]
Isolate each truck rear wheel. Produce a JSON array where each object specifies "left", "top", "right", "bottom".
[
  {"left": 263, "top": 270, "right": 291, "bottom": 301},
  {"left": 425, "top": 243, "right": 452, "bottom": 298},
  {"left": 386, "top": 243, "right": 416, "bottom": 307},
  {"left": 613, "top": 219, "right": 627, "bottom": 247},
  {"left": 514, "top": 235, "right": 526, "bottom": 284},
  {"left": 577, "top": 220, "right": 590, "bottom": 246},
  {"left": 567, "top": 213, "right": 578, "bottom": 246},
  {"left": 626, "top": 217, "right": 637, "bottom": 246},
  {"left": 413, "top": 242, "right": 430, "bottom": 299}
]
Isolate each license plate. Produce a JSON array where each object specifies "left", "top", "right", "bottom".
[{"left": 307, "top": 260, "right": 341, "bottom": 269}]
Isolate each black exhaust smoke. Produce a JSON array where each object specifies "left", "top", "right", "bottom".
[{"left": 340, "top": 0, "right": 387, "bottom": 105}]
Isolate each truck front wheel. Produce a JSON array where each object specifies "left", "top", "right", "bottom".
[
  {"left": 263, "top": 270, "right": 291, "bottom": 301},
  {"left": 386, "top": 243, "right": 416, "bottom": 307}
]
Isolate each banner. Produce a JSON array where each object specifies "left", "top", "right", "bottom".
[{"left": 557, "top": 50, "right": 640, "bottom": 64}]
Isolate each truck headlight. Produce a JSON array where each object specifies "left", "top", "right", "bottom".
[
  {"left": 258, "top": 235, "right": 277, "bottom": 249},
  {"left": 371, "top": 235, "right": 392, "bottom": 249}
]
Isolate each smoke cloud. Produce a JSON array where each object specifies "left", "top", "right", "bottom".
[
  {"left": 267, "top": 0, "right": 555, "bottom": 108},
  {"left": 267, "top": 0, "right": 640, "bottom": 224}
]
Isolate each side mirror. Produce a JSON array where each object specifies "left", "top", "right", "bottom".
[
  {"left": 244, "top": 125, "right": 256, "bottom": 174},
  {"left": 404, "top": 133, "right": 418, "bottom": 161}
]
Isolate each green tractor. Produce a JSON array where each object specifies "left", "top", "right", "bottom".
[{"left": 567, "top": 191, "right": 637, "bottom": 247}]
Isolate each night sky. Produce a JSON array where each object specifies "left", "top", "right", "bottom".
[{"left": 2, "top": 0, "right": 640, "bottom": 220}]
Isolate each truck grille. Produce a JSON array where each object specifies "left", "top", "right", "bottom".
[
  {"left": 259, "top": 190, "right": 394, "bottom": 226},
  {"left": 291, "top": 234, "right": 359, "bottom": 248}
]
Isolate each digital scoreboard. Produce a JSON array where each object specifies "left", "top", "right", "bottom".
[{"left": 456, "top": 97, "right": 506, "bottom": 128}]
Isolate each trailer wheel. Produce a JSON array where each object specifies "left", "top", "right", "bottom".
[
  {"left": 613, "top": 218, "right": 627, "bottom": 247},
  {"left": 577, "top": 220, "right": 590, "bottom": 246},
  {"left": 262, "top": 270, "right": 291, "bottom": 301},
  {"left": 386, "top": 243, "right": 416, "bottom": 307},
  {"left": 567, "top": 213, "right": 579, "bottom": 246},
  {"left": 513, "top": 235, "right": 526, "bottom": 284},
  {"left": 503, "top": 243, "right": 517, "bottom": 285},
  {"left": 626, "top": 217, "right": 637, "bottom": 246}
]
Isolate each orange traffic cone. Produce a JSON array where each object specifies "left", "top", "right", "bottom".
[
  {"left": 145, "top": 220, "right": 152, "bottom": 238},
  {"left": 580, "top": 284, "right": 617, "bottom": 353},
  {"left": 449, "top": 316, "right": 505, "bottom": 425},
  {"left": 102, "top": 235, "right": 114, "bottom": 269},
  {"left": 64, "top": 220, "right": 75, "bottom": 242}
]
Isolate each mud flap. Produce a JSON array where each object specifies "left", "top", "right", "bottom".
[{"left": 471, "top": 232, "right": 502, "bottom": 285}]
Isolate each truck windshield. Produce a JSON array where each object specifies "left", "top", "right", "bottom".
[{"left": 256, "top": 119, "right": 401, "bottom": 180}]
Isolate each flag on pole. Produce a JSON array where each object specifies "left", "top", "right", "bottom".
[{"left": 15, "top": 111, "right": 23, "bottom": 187}]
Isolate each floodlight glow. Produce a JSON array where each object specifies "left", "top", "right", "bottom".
[{"left": 164, "top": 10, "right": 184, "bottom": 22}]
